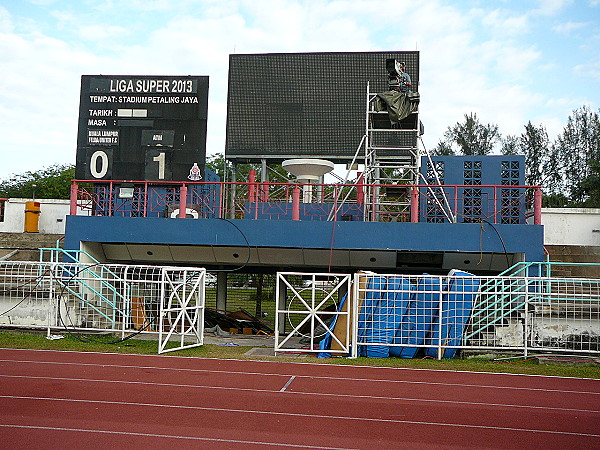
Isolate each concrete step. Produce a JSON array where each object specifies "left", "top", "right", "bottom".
[
  {"left": 0, "top": 232, "right": 63, "bottom": 262},
  {"left": 551, "top": 254, "right": 600, "bottom": 263},
  {"left": 543, "top": 244, "right": 600, "bottom": 278},
  {"left": 546, "top": 245, "right": 600, "bottom": 257}
]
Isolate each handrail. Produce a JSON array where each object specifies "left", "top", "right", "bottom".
[
  {"left": 465, "top": 260, "right": 600, "bottom": 340},
  {"left": 499, "top": 260, "right": 600, "bottom": 278},
  {"left": 69, "top": 179, "right": 543, "bottom": 225},
  {"left": 39, "top": 247, "right": 130, "bottom": 325}
]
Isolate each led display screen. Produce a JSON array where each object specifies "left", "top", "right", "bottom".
[{"left": 225, "top": 51, "right": 419, "bottom": 162}]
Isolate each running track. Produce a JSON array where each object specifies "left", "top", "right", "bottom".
[{"left": 0, "top": 348, "right": 599, "bottom": 449}]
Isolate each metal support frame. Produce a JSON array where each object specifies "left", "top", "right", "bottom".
[
  {"left": 0, "top": 259, "right": 206, "bottom": 354},
  {"left": 275, "top": 272, "right": 352, "bottom": 354},
  {"left": 363, "top": 83, "right": 421, "bottom": 222},
  {"left": 158, "top": 267, "right": 205, "bottom": 354},
  {"left": 350, "top": 271, "right": 600, "bottom": 359}
]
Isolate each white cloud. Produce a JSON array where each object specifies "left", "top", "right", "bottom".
[
  {"left": 479, "top": 9, "right": 530, "bottom": 36},
  {"left": 0, "top": 6, "right": 13, "bottom": 32},
  {"left": 76, "top": 24, "right": 132, "bottom": 42},
  {"left": 531, "top": 0, "right": 572, "bottom": 16},
  {"left": 574, "top": 60, "right": 600, "bottom": 82},
  {"left": 0, "top": 20, "right": 106, "bottom": 176},
  {"left": 553, "top": 21, "right": 589, "bottom": 34}
]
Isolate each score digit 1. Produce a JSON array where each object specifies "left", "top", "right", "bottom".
[
  {"left": 145, "top": 149, "right": 172, "bottom": 181},
  {"left": 153, "top": 152, "right": 166, "bottom": 180}
]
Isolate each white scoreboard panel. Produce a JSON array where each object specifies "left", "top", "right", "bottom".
[{"left": 75, "top": 75, "right": 209, "bottom": 181}]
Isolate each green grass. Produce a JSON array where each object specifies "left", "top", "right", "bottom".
[{"left": 1, "top": 329, "right": 599, "bottom": 379}]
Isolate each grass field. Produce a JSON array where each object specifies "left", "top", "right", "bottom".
[{"left": 1, "top": 329, "right": 599, "bottom": 379}]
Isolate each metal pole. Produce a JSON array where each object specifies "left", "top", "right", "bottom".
[
  {"left": 70, "top": 182, "right": 78, "bottom": 215},
  {"left": 533, "top": 188, "right": 542, "bottom": 225},
  {"left": 524, "top": 276, "right": 529, "bottom": 359},
  {"left": 357, "top": 172, "right": 364, "bottom": 205},
  {"left": 350, "top": 273, "right": 360, "bottom": 359},
  {"left": 275, "top": 274, "right": 288, "bottom": 352},
  {"left": 248, "top": 170, "right": 256, "bottom": 203},
  {"left": 292, "top": 186, "right": 300, "bottom": 220},
  {"left": 47, "top": 263, "right": 54, "bottom": 338},
  {"left": 216, "top": 272, "right": 227, "bottom": 312},
  {"left": 410, "top": 187, "right": 419, "bottom": 222},
  {"left": 178, "top": 184, "right": 188, "bottom": 218},
  {"left": 229, "top": 163, "right": 237, "bottom": 219},
  {"left": 261, "top": 159, "right": 269, "bottom": 202},
  {"left": 437, "top": 277, "right": 444, "bottom": 360}
]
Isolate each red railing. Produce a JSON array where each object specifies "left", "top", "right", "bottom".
[{"left": 69, "top": 179, "right": 543, "bottom": 225}]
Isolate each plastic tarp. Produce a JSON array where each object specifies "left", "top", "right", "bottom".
[{"left": 376, "top": 91, "right": 420, "bottom": 124}]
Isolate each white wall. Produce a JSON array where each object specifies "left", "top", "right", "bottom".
[
  {"left": 542, "top": 208, "right": 600, "bottom": 246},
  {"left": 0, "top": 198, "right": 70, "bottom": 234}
]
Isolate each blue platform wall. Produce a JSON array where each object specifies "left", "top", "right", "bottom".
[{"left": 64, "top": 215, "right": 545, "bottom": 263}]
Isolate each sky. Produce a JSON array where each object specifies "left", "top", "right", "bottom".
[{"left": 0, "top": 0, "right": 599, "bottom": 180}]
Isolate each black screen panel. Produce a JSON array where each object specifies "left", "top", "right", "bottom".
[
  {"left": 75, "top": 75, "right": 209, "bottom": 181},
  {"left": 225, "top": 51, "right": 419, "bottom": 162}
]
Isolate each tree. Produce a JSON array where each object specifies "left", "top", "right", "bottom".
[
  {"left": 552, "top": 105, "right": 600, "bottom": 202},
  {"left": 431, "top": 106, "right": 599, "bottom": 206},
  {"left": 205, "top": 153, "right": 291, "bottom": 183},
  {"left": 572, "top": 159, "right": 600, "bottom": 207},
  {"left": 500, "top": 135, "right": 520, "bottom": 156},
  {"left": 440, "top": 112, "right": 501, "bottom": 155},
  {"left": 205, "top": 154, "right": 256, "bottom": 182},
  {"left": 431, "top": 140, "right": 455, "bottom": 156},
  {"left": 0, "top": 164, "right": 75, "bottom": 200},
  {"left": 502, "top": 123, "right": 552, "bottom": 197},
  {"left": 542, "top": 193, "right": 571, "bottom": 208},
  {"left": 520, "top": 121, "right": 550, "bottom": 188}
]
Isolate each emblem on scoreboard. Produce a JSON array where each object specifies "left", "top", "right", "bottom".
[{"left": 188, "top": 163, "right": 202, "bottom": 181}]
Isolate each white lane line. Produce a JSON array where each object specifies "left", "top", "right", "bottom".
[
  {"left": 0, "top": 423, "right": 352, "bottom": 450},
  {"left": 0, "top": 375, "right": 598, "bottom": 414},
  {"left": 1, "top": 358, "right": 597, "bottom": 396},
  {"left": 2, "top": 395, "right": 599, "bottom": 439},
  {"left": 280, "top": 376, "right": 296, "bottom": 392},
  {"left": 1, "top": 347, "right": 597, "bottom": 381}
]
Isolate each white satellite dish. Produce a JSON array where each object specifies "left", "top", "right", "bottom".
[
  {"left": 282, "top": 159, "right": 334, "bottom": 203},
  {"left": 282, "top": 159, "right": 334, "bottom": 181}
]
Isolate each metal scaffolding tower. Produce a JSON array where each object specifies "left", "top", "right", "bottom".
[{"left": 363, "top": 83, "right": 421, "bottom": 222}]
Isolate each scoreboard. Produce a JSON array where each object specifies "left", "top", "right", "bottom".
[{"left": 75, "top": 75, "right": 209, "bottom": 181}]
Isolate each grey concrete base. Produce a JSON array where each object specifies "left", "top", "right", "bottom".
[
  {"left": 203, "top": 333, "right": 275, "bottom": 348},
  {"left": 244, "top": 347, "right": 308, "bottom": 358}
]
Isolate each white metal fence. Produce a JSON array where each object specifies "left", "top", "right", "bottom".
[
  {"left": 0, "top": 261, "right": 206, "bottom": 353},
  {"left": 275, "top": 272, "right": 352, "bottom": 354},
  {"left": 4, "top": 262, "right": 599, "bottom": 359},
  {"left": 276, "top": 271, "right": 600, "bottom": 359}
]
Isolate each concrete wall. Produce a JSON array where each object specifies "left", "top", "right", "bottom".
[
  {"left": 0, "top": 198, "right": 70, "bottom": 234},
  {"left": 542, "top": 208, "right": 600, "bottom": 246}
]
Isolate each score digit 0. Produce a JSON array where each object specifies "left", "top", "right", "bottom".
[{"left": 89, "top": 149, "right": 112, "bottom": 179}]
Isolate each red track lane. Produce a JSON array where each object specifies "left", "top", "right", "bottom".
[{"left": 0, "top": 348, "right": 599, "bottom": 449}]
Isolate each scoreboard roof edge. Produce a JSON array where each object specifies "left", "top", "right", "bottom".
[{"left": 228, "top": 50, "right": 419, "bottom": 57}]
